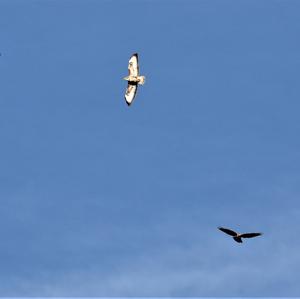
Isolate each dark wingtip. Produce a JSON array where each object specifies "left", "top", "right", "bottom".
[
  {"left": 132, "top": 53, "right": 138, "bottom": 57},
  {"left": 125, "top": 100, "right": 131, "bottom": 106}
]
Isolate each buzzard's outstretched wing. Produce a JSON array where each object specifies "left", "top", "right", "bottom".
[
  {"left": 128, "top": 53, "right": 139, "bottom": 76},
  {"left": 125, "top": 83, "right": 138, "bottom": 106},
  {"left": 218, "top": 227, "right": 238, "bottom": 237},
  {"left": 240, "top": 233, "right": 262, "bottom": 238}
]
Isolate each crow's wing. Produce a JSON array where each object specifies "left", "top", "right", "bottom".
[
  {"left": 128, "top": 53, "right": 139, "bottom": 76},
  {"left": 240, "top": 232, "right": 262, "bottom": 238},
  {"left": 218, "top": 227, "right": 238, "bottom": 237},
  {"left": 125, "top": 83, "right": 138, "bottom": 106}
]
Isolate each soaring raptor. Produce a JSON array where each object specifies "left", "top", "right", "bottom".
[
  {"left": 218, "top": 227, "right": 262, "bottom": 243},
  {"left": 123, "top": 53, "right": 145, "bottom": 106}
]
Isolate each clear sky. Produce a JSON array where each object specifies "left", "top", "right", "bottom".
[{"left": 0, "top": 0, "right": 300, "bottom": 296}]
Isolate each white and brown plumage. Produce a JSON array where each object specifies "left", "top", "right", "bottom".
[
  {"left": 123, "top": 53, "right": 145, "bottom": 106},
  {"left": 218, "top": 227, "right": 262, "bottom": 243}
]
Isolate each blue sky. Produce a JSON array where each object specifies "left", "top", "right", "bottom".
[{"left": 0, "top": 0, "right": 300, "bottom": 296}]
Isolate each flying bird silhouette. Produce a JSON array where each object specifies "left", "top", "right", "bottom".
[
  {"left": 123, "top": 53, "right": 145, "bottom": 106},
  {"left": 218, "top": 227, "right": 262, "bottom": 243}
]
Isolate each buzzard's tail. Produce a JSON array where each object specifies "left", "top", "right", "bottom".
[{"left": 138, "top": 76, "right": 146, "bottom": 85}]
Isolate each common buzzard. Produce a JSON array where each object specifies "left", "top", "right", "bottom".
[
  {"left": 218, "top": 227, "right": 262, "bottom": 243},
  {"left": 123, "top": 53, "right": 145, "bottom": 106}
]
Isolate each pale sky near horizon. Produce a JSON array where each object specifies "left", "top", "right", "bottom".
[{"left": 0, "top": 0, "right": 300, "bottom": 296}]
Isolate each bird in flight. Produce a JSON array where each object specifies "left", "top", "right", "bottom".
[
  {"left": 218, "top": 227, "right": 262, "bottom": 243},
  {"left": 123, "top": 53, "right": 145, "bottom": 106}
]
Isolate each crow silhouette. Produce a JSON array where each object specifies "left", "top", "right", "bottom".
[{"left": 218, "top": 227, "right": 262, "bottom": 243}]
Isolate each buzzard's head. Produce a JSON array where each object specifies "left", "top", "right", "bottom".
[{"left": 123, "top": 76, "right": 130, "bottom": 81}]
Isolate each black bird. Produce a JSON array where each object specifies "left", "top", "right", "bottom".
[{"left": 218, "top": 227, "right": 262, "bottom": 243}]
